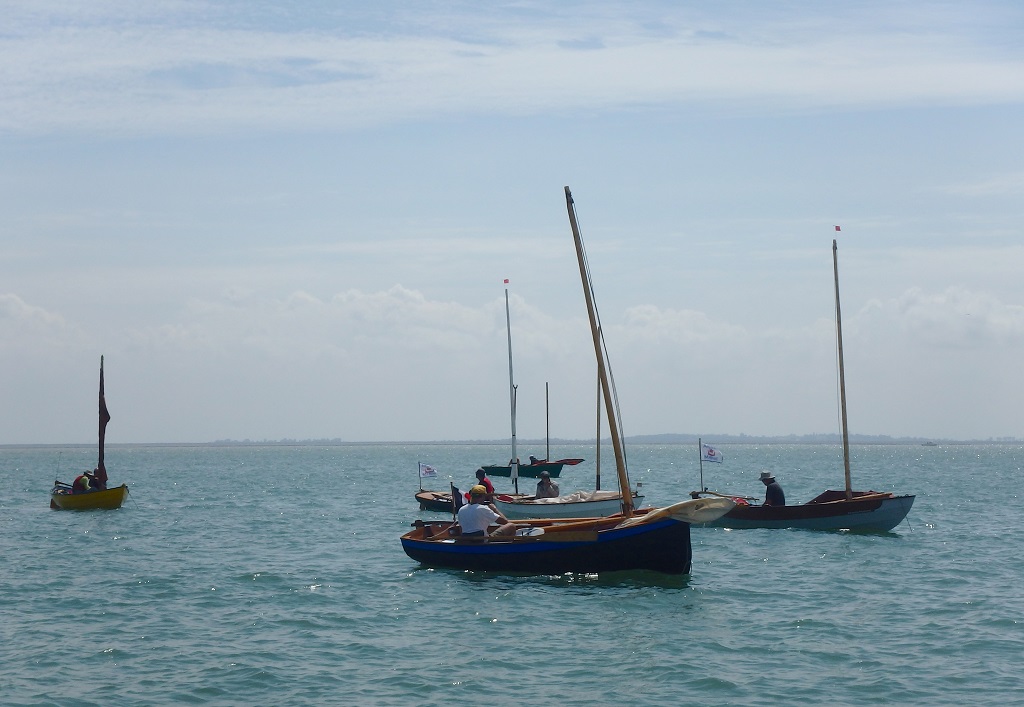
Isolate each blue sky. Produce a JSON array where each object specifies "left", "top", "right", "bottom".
[{"left": 2, "top": 1, "right": 1023, "bottom": 443}]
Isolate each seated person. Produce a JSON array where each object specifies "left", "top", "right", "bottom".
[
  {"left": 72, "top": 473, "right": 93, "bottom": 493},
  {"left": 760, "top": 471, "right": 786, "bottom": 506},
  {"left": 534, "top": 471, "right": 560, "bottom": 499},
  {"left": 86, "top": 468, "right": 106, "bottom": 491},
  {"left": 456, "top": 485, "right": 517, "bottom": 537},
  {"left": 474, "top": 468, "right": 495, "bottom": 499}
]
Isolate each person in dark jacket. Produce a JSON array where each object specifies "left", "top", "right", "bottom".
[{"left": 760, "top": 471, "right": 786, "bottom": 506}]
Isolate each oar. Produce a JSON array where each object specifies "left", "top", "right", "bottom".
[{"left": 693, "top": 489, "right": 758, "bottom": 501}]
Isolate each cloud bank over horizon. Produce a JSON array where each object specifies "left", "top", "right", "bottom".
[{"left": 2, "top": 1, "right": 1023, "bottom": 444}]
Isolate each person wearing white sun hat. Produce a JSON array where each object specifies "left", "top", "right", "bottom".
[{"left": 760, "top": 471, "right": 786, "bottom": 507}]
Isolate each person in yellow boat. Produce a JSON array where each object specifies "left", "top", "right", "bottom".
[
  {"left": 534, "top": 470, "right": 560, "bottom": 499},
  {"left": 72, "top": 473, "right": 93, "bottom": 493},
  {"left": 87, "top": 468, "right": 106, "bottom": 491},
  {"left": 456, "top": 485, "right": 517, "bottom": 537},
  {"left": 71, "top": 469, "right": 106, "bottom": 493}
]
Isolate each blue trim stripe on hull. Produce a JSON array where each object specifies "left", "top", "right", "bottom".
[{"left": 402, "top": 518, "right": 691, "bottom": 574}]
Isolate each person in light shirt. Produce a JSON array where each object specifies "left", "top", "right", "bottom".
[
  {"left": 456, "top": 485, "right": 517, "bottom": 537},
  {"left": 534, "top": 471, "right": 560, "bottom": 499}
]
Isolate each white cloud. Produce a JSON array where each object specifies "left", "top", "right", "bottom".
[
  {"left": 620, "top": 304, "right": 748, "bottom": 346},
  {"left": 3, "top": 3, "right": 1024, "bottom": 443},
  {"left": 3, "top": 2, "right": 1024, "bottom": 135},
  {"left": 856, "top": 286, "right": 1024, "bottom": 348},
  {"left": 0, "top": 293, "right": 79, "bottom": 352}
]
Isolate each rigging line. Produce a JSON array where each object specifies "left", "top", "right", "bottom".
[
  {"left": 598, "top": 326, "right": 628, "bottom": 469},
  {"left": 834, "top": 304, "right": 844, "bottom": 442},
  {"left": 573, "top": 203, "right": 631, "bottom": 481}
]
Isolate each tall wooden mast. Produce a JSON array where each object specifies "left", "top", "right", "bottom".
[
  {"left": 833, "top": 240, "right": 853, "bottom": 499},
  {"left": 565, "top": 187, "right": 633, "bottom": 516},
  {"left": 504, "top": 287, "right": 519, "bottom": 492}
]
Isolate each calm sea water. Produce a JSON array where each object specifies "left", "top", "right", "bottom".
[{"left": 1, "top": 442, "right": 1021, "bottom": 706}]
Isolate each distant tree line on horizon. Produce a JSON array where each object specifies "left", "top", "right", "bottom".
[
  {"left": 6, "top": 433, "right": 1018, "bottom": 448},
  {"left": 195, "top": 433, "right": 1020, "bottom": 446}
]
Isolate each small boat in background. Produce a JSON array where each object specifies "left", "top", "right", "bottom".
[
  {"left": 481, "top": 457, "right": 583, "bottom": 479},
  {"left": 416, "top": 489, "right": 455, "bottom": 513},
  {"left": 413, "top": 462, "right": 455, "bottom": 512},
  {"left": 494, "top": 488, "right": 644, "bottom": 520},
  {"left": 414, "top": 463, "right": 529, "bottom": 512},
  {"left": 50, "top": 356, "right": 128, "bottom": 511},
  {"left": 480, "top": 283, "right": 582, "bottom": 483},
  {"left": 493, "top": 381, "right": 642, "bottom": 519},
  {"left": 691, "top": 239, "right": 913, "bottom": 531}
]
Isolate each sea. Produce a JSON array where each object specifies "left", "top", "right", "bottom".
[{"left": 1, "top": 442, "right": 1021, "bottom": 706}]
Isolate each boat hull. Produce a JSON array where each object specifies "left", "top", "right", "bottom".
[
  {"left": 415, "top": 490, "right": 455, "bottom": 513},
  {"left": 494, "top": 492, "right": 644, "bottom": 520},
  {"left": 401, "top": 517, "right": 692, "bottom": 575},
  {"left": 698, "top": 492, "right": 915, "bottom": 531},
  {"left": 416, "top": 490, "right": 531, "bottom": 513},
  {"left": 482, "top": 458, "right": 583, "bottom": 478},
  {"left": 50, "top": 484, "right": 128, "bottom": 511}
]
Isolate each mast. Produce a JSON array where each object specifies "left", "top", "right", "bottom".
[
  {"left": 504, "top": 287, "right": 519, "bottom": 493},
  {"left": 595, "top": 374, "right": 601, "bottom": 491},
  {"left": 545, "top": 382, "right": 550, "bottom": 461},
  {"left": 698, "top": 437, "right": 705, "bottom": 494},
  {"left": 565, "top": 186, "right": 633, "bottom": 516},
  {"left": 833, "top": 240, "right": 853, "bottom": 499},
  {"left": 97, "top": 355, "right": 110, "bottom": 487}
]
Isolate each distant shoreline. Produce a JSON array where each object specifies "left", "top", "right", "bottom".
[{"left": 2, "top": 434, "right": 1019, "bottom": 448}]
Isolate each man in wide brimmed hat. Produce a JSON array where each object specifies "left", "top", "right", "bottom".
[
  {"left": 456, "top": 485, "right": 517, "bottom": 537},
  {"left": 759, "top": 471, "right": 786, "bottom": 507}
]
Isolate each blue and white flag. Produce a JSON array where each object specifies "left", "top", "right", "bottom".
[
  {"left": 418, "top": 462, "right": 438, "bottom": 479},
  {"left": 701, "top": 444, "right": 723, "bottom": 464}
]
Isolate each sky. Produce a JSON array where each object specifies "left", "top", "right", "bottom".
[{"left": 2, "top": 1, "right": 1023, "bottom": 444}]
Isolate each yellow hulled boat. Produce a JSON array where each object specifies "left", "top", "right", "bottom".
[
  {"left": 50, "top": 356, "right": 128, "bottom": 511},
  {"left": 50, "top": 484, "right": 129, "bottom": 510}
]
